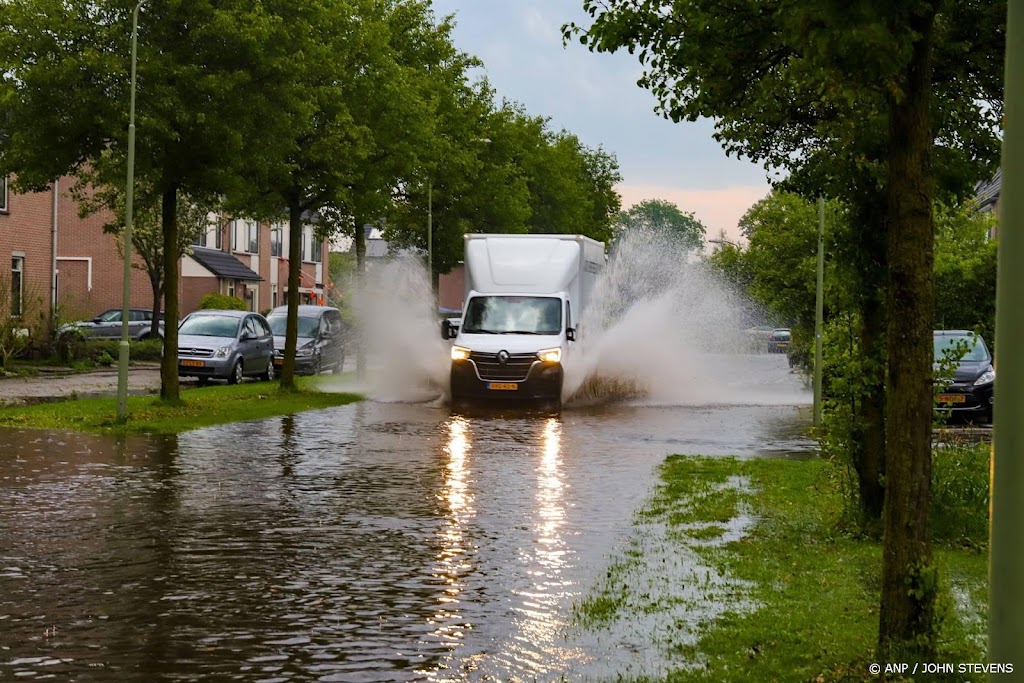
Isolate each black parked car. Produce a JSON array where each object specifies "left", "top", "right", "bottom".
[
  {"left": 266, "top": 305, "right": 346, "bottom": 375},
  {"left": 933, "top": 330, "right": 995, "bottom": 423}
]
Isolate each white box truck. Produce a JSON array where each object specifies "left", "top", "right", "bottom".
[{"left": 441, "top": 233, "right": 605, "bottom": 409}]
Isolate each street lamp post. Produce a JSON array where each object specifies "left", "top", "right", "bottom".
[
  {"left": 117, "top": 0, "right": 143, "bottom": 423},
  {"left": 813, "top": 197, "right": 825, "bottom": 428},
  {"left": 427, "top": 180, "right": 432, "bottom": 282}
]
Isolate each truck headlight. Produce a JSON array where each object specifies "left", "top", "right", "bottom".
[
  {"left": 451, "top": 345, "right": 471, "bottom": 361},
  {"left": 537, "top": 347, "right": 561, "bottom": 363},
  {"left": 974, "top": 367, "right": 995, "bottom": 386}
]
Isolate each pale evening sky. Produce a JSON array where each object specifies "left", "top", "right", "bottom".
[{"left": 429, "top": 0, "right": 773, "bottom": 244}]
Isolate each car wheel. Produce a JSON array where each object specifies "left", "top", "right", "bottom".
[
  {"left": 197, "top": 376, "right": 209, "bottom": 387},
  {"left": 228, "top": 360, "right": 244, "bottom": 385},
  {"left": 261, "top": 358, "right": 275, "bottom": 382}
]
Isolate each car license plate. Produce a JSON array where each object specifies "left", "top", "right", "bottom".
[
  {"left": 487, "top": 382, "right": 518, "bottom": 391},
  {"left": 181, "top": 359, "right": 205, "bottom": 367},
  {"left": 273, "top": 358, "right": 283, "bottom": 366},
  {"left": 936, "top": 394, "right": 966, "bottom": 404}
]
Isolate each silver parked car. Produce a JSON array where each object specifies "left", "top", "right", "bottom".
[
  {"left": 61, "top": 307, "right": 165, "bottom": 340},
  {"left": 177, "top": 310, "right": 275, "bottom": 384}
]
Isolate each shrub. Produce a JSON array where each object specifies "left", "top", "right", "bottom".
[
  {"left": 198, "top": 293, "right": 247, "bottom": 311},
  {"left": 931, "top": 440, "right": 990, "bottom": 545}
]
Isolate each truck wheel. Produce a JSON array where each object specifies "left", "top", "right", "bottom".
[{"left": 228, "top": 360, "right": 244, "bottom": 385}]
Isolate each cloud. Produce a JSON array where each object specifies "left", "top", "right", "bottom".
[{"left": 616, "top": 183, "right": 772, "bottom": 244}]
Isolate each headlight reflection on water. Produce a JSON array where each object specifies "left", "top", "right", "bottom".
[{"left": 429, "top": 416, "right": 476, "bottom": 654}]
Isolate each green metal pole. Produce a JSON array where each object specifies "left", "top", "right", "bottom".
[
  {"left": 990, "top": 0, "right": 1024, "bottom": 675},
  {"left": 813, "top": 196, "right": 824, "bottom": 428},
  {"left": 427, "top": 180, "right": 433, "bottom": 281},
  {"left": 116, "top": 0, "right": 143, "bottom": 423}
]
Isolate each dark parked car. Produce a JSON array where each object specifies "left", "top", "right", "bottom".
[
  {"left": 934, "top": 330, "right": 995, "bottom": 423},
  {"left": 767, "top": 328, "right": 791, "bottom": 354},
  {"left": 266, "top": 305, "right": 346, "bottom": 375},
  {"left": 177, "top": 310, "right": 275, "bottom": 384},
  {"left": 61, "top": 308, "right": 165, "bottom": 340}
]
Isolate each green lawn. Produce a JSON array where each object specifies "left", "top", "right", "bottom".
[
  {"left": 576, "top": 456, "right": 989, "bottom": 682},
  {"left": 0, "top": 376, "right": 363, "bottom": 434}
]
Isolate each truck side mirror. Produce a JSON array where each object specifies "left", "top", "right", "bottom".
[{"left": 566, "top": 328, "right": 576, "bottom": 342}]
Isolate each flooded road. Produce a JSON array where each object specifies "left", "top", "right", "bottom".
[{"left": 1, "top": 354, "right": 812, "bottom": 681}]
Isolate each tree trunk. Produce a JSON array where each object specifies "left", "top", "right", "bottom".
[
  {"left": 878, "top": 2, "right": 939, "bottom": 659},
  {"left": 159, "top": 186, "right": 181, "bottom": 403},
  {"left": 279, "top": 197, "right": 304, "bottom": 391},
  {"left": 150, "top": 272, "right": 162, "bottom": 340},
  {"left": 858, "top": 284, "right": 887, "bottom": 526},
  {"left": 354, "top": 218, "right": 366, "bottom": 382}
]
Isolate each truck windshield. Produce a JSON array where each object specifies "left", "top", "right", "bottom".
[{"left": 462, "top": 296, "right": 562, "bottom": 335}]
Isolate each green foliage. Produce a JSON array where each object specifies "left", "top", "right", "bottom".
[
  {"left": 0, "top": 376, "right": 362, "bottom": 434},
  {"left": 614, "top": 198, "right": 705, "bottom": 253},
  {"left": 198, "top": 293, "right": 247, "bottom": 311},
  {"left": 577, "top": 455, "right": 987, "bottom": 681},
  {"left": 931, "top": 441, "right": 990, "bottom": 546},
  {"left": 934, "top": 203, "right": 998, "bottom": 345}
]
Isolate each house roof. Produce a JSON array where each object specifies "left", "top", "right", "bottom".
[
  {"left": 975, "top": 169, "right": 1001, "bottom": 211},
  {"left": 190, "top": 248, "right": 262, "bottom": 281}
]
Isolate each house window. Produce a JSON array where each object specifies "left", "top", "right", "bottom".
[
  {"left": 11, "top": 256, "right": 24, "bottom": 317},
  {"left": 271, "top": 285, "right": 278, "bottom": 308},
  {"left": 300, "top": 228, "right": 307, "bottom": 261},
  {"left": 192, "top": 230, "right": 207, "bottom": 248},
  {"left": 247, "top": 221, "right": 259, "bottom": 254},
  {"left": 215, "top": 223, "right": 223, "bottom": 250},
  {"left": 227, "top": 281, "right": 235, "bottom": 298},
  {"left": 270, "top": 227, "right": 283, "bottom": 257},
  {"left": 311, "top": 236, "right": 323, "bottom": 263},
  {"left": 230, "top": 220, "right": 238, "bottom": 251},
  {"left": 0, "top": 176, "right": 8, "bottom": 212}
]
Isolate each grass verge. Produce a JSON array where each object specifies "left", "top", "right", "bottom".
[
  {"left": 576, "top": 456, "right": 989, "bottom": 682},
  {"left": 0, "top": 376, "right": 362, "bottom": 434}
]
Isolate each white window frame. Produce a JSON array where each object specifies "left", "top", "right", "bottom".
[
  {"left": 0, "top": 176, "right": 8, "bottom": 212},
  {"left": 270, "top": 227, "right": 283, "bottom": 257},
  {"left": 247, "top": 221, "right": 259, "bottom": 254},
  {"left": 11, "top": 255, "right": 24, "bottom": 317}
]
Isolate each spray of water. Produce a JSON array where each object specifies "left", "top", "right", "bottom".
[
  {"left": 327, "top": 231, "right": 806, "bottom": 408},
  {"left": 562, "top": 227, "right": 767, "bottom": 407}
]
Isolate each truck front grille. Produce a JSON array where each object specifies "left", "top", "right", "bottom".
[{"left": 470, "top": 351, "right": 537, "bottom": 382}]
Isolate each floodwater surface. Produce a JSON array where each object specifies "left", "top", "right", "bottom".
[{"left": 0, "top": 355, "right": 812, "bottom": 681}]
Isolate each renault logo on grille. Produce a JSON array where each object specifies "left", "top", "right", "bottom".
[{"left": 497, "top": 350, "right": 510, "bottom": 364}]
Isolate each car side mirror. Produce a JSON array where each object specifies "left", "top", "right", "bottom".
[
  {"left": 441, "top": 319, "right": 459, "bottom": 340},
  {"left": 566, "top": 328, "right": 576, "bottom": 342},
  {"left": 240, "top": 331, "right": 254, "bottom": 341}
]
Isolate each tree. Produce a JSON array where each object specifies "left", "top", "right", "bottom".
[
  {"left": 72, "top": 172, "right": 214, "bottom": 339},
  {"left": 567, "top": 0, "right": 1004, "bottom": 658},
  {"left": 1, "top": 0, "right": 304, "bottom": 404},
  {"left": 615, "top": 198, "right": 705, "bottom": 253}
]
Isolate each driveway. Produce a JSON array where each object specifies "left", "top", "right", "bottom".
[{"left": 0, "top": 364, "right": 164, "bottom": 405}]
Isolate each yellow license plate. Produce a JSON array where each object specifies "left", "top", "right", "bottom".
[
  {"left": 936, "top": 394, "right": 966, "bottom": 404},
  {"left": 181, "top": 359, "right": 205, "bottom": 367},
  {"left": 273, "top": 358, "right": 283, "bottom": 365},
  {"left": 487, "top": 382, "right": 519, "bottom": 391}
]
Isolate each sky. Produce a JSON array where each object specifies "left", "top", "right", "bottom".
[{"left": 429, "top": 0, "right": 773, "bottom": 244}]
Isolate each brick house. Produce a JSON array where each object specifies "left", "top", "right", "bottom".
[{"left": 1, "top": 176, "right": 331, "bottom": 326}]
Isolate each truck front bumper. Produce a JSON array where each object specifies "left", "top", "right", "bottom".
[{"left": 450, "top": 359, "right": 563, "bottom": 404}]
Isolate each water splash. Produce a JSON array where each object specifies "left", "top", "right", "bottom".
[
  {"left": 320, "top": 253, "right": 450, "bottom": 404},
  {"left": 562, "top": 227, "right": 794, "bottom": 407},
  {"left": 327, "top": 231, "right": 806, "bottom": 408}
]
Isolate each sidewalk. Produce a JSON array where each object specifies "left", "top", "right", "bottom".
[{"left": 0, "top": 364, "right": 164, "bottom": 405}]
